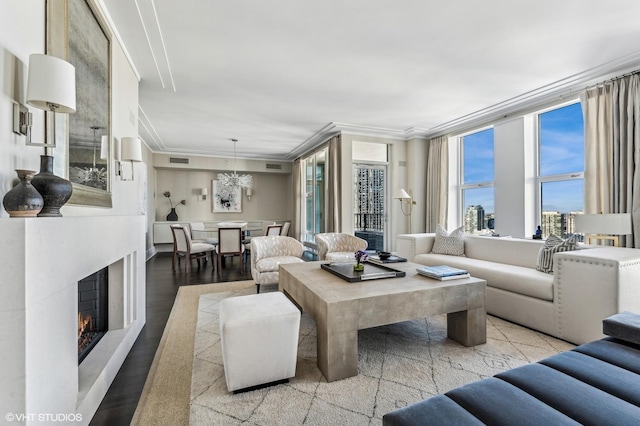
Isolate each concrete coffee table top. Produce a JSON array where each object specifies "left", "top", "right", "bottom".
[{"left": 279, "top": 261, "right": 486, "bottom": 382}]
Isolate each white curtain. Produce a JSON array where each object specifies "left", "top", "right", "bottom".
[
  {"left": 582, "top": 74, "right": 640, "bottom": 247},
  {"left": 425, "top": 135, "right": 449, "bottom": 232}
]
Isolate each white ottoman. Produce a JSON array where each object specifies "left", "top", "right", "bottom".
[{"left": 219, "top": 291, "right": 301, "bottom": 392}]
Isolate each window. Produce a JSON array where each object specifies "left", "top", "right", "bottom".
[
  {"left": 461, "top": 128, "right": 494, "bottom": 234},
  {"left": 538, "top": 102, "right": 584, "bottom": 238}
]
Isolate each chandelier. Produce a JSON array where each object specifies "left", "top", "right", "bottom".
[{"left": 217, "top": 139, "right": 253, "bottom": 190}]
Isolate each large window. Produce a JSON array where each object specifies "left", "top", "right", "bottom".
[
  {"left": 461, "top": 128, "right": 495, "bottom": 234},
  {"left": 538, "top": 102, "right": 584, "bottom": 238}
]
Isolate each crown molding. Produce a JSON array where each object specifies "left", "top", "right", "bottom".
[{"left": 427, "top": 50, "right": 640, "bottom": 138}]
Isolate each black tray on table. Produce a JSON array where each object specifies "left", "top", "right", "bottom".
[{"left": 321, "top": 261, "right": 406, "bottom": 283}]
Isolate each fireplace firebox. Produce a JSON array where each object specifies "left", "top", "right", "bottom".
[{"left": 78, "top": 267, "right": 109, "bottom": 363}]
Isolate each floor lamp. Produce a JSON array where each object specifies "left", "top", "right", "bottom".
[
  {"left": 574, "top": 213, "right": 632, "bottom": 247},
  {"left": 394, "top": 188, "right": 415, "bottom": 234}
]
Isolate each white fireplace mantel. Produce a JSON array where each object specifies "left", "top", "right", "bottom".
[{"left": 0, "top": 216, "right": 146, "bottom": 425}]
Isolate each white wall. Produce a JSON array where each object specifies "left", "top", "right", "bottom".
[{"left": 494, "top": 118, "right": 527, "bottom": 237}]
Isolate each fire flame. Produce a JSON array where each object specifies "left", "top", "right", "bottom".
[{"left": 78, "top": 312, "right": 92, "bottom": 339}]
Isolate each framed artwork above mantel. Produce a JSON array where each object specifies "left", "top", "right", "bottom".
[{"left": 47, "top": 0, "right": 113, "bottom": 208}]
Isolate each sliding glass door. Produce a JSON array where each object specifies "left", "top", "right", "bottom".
[{"left": 303, "top": 149, "right": 327, "bottom": 243}]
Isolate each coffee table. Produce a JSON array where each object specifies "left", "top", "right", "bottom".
[{"left": 279, "top": 261, "right": 486, "bottom": 382}]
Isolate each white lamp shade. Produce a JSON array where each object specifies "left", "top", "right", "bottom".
[
  {"left": 100, "top": 135, "right": 109, "bottom": 160},
  {"left": 121, "top": 137, "right": 143, "bottom": 162},
  {"left": 394, "top": 188, "right": 411, "bottom": 200},
  {"left": 201, "top": 188, "right": 208, "bottom": 196},
  {"left": 574, "top": 213, "right": 632, "bottom": 235},
  {"left": 26, "top": 54, "right": 76, "bottom": 113},
  {"left": 246, "top": 187, "right": 253, "bottom": 196}
]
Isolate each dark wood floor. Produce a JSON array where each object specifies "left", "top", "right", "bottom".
[{"left": 89, "top": 252, "right": 252, "bottom": 425}]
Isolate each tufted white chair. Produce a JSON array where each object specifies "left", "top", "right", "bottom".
[
  {"left": 315, "top": 232, "right": 368, "bottom": 262},
  {"left": 250, "top": 236, "right": 305, "bottom": 293}
]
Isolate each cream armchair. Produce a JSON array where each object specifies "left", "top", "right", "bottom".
[
  {"left": 250, "top": 236, "right": 305, "bottom": 293},
  {"left": 315, "top": 232, "right": 368, "bottom": 262}
]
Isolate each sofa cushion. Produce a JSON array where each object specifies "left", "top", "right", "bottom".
[
  {"left": 539, "top": 351, "right": 640, "bottom": 406},
  {"left": 603, "top": 311, "right": 640, "bottom": 345},
  {"left": 414, "top": 253, "right": 554, "bottom": 301},
  {"left": 464, "top": 235, "right": 543, "bottom": 269},
  {"left": 255, "top": 256, "right": 304, "bottom": 272},
  {"left": 536, "top": 234, "right": 578, "bottom": 273},
  {"left": 496, "top": 362, "right": 640, "bottom": 424},
  {"left": 431, "top": 225, "right": 464, "bottom": 256},
  {"left": 445, "top": 377, "right": 579, "bottom": 425},
  {"left": 382, "top": 395, "right": 484, "bottom": 426}
]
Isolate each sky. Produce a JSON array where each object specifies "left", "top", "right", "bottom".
[{"left": 463, "top": 102, "right": 584, "bottom": 214}]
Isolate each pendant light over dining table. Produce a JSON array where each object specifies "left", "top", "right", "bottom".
[{"left": 217, "top": 139, "right": 253, "bottom": 190}]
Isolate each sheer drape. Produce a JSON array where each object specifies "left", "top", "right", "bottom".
[
  {"left": 327, "top": 135, "right": 342, "bottom": 232},
  {"left": 292, "top": 158, "right": 303, "bottom": 240},
  {"left": 582, "top": 74, "right": 640, "bottom": 247},
  {"left": 425, "top": 135, "right": 449, "bottom": 232}
]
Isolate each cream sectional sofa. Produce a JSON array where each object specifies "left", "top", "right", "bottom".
[{"left": 397, "top": 233, "right": 640, "bottom": 344}]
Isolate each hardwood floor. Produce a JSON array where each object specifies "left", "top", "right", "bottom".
[{"left": 89, "top": 252, "right": 252, "bottom": 425}]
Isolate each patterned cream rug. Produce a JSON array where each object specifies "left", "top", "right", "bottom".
[{"left": 189, "top": 286, "right": 575, "bottom": 425}]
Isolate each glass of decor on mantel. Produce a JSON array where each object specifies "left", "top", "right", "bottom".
[
  {"left": 163, "top": 191, "right": 186, "bottom": 221},
  {"left": 354, "top": 250, "right": 368, "bottom": 271}
]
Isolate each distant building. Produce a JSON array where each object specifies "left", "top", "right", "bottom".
[
  {"left": 541, "top": 211, "right": 582, "bottom": 238},
  {"left": 464, "top": 205, "right": 487, "bottom": 234}
]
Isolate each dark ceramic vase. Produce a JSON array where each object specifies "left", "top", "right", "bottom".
[
  {"left": 31, "top": 155, "right": 73, "bottom": 217},
  {"left": 167, "top": 208, "right": 178, "bottom": 221},
  {"left": 2, "top": 169, "right": 44, "bottom": 217}
]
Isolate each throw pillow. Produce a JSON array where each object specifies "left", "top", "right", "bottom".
[
  {"left": 431, "top": 224, "right": 465, "bottom": 256},
  {"left": 536, "top": 234, "right": 578, "bottom": 274}
]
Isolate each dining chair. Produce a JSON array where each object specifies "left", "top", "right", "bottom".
[
  {"left": 170, "top": 225, "right": 216, "bottom": 274},
  {"left": 188, "top": 222, "right": 207, "bottom": 243},
  {"left": 280, "top": 222, "right": 291, "bottom": 236},
  {"left": 216, "top": 227, "right": 245, "bottom": 275},
  {"left": 266, "top": 224, "right": 283, "bottom": 236}
]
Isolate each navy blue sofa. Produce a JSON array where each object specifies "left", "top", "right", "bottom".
[{"left": 383, "top": 312, "right": 640, "bottom": 426}]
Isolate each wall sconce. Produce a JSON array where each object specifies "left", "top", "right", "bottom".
[
  {"left": 574, "top": 213, "right": 632, "bottom": 246},
  {"left": 14, "top": 54, "right": 77, "bottom": 152},
  {"left": 200, "top": 187, "right": 208, "bottom": 201},
  {"left": 117, "top": 137, "right": 143, "bottom": 180},
  {"left": 246, "top": 187, "right": 253, "bottom": 201},
  {"left": 394, "top": 188, "right": 416, "bottom": 233}
]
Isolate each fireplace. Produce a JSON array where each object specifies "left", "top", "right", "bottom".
[
  {"left": 1, "top": 216, "right": 146, "bottom": 423},
  {"left": 78, "top": 267, "right": 109, "bottom": 363}
]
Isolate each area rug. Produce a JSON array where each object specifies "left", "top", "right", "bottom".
[
  {"left": 131, "top": 280, "right": 256, "bottom": 426},
  {"left": 189, "top": 288, "right": 575, "bottom": 425}
]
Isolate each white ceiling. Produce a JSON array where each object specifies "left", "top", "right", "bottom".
[{"left": 101, "top": 0, "right": 640, "bottom": 160}]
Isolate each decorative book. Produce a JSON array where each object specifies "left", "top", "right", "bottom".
[
  {"left": 367, "top": 255, "right": 408, "bottom": 264},
  {"left": 416, "top": 265, "right": 470, "bottom": 281}
]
